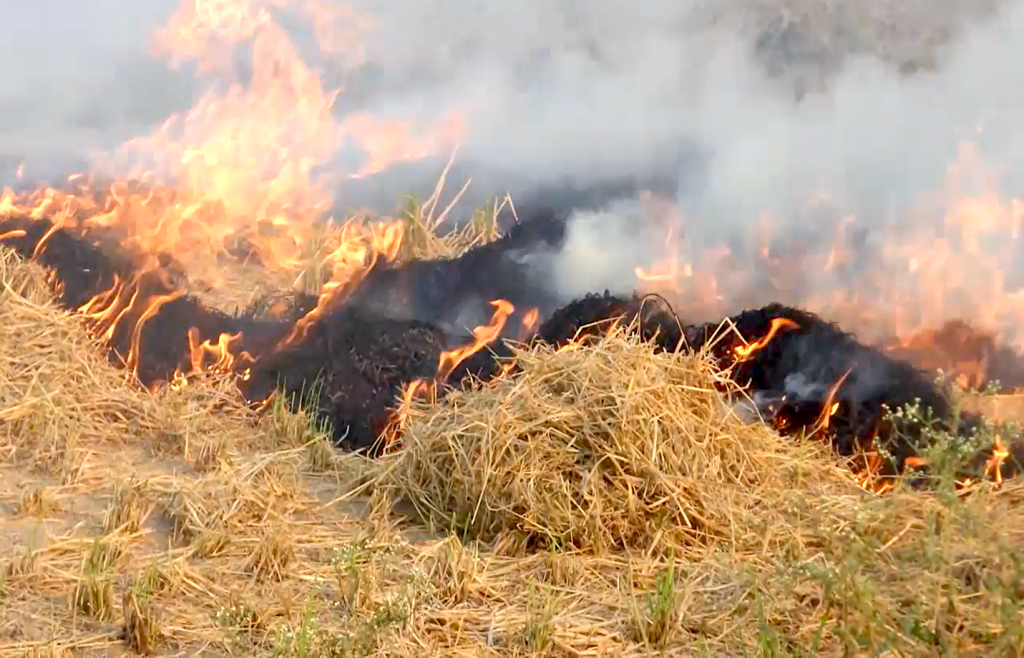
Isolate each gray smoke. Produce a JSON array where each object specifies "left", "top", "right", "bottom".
[
  {"left": 0, "top": 0, "right": 193, "bottom": 182},
  {"left": 2, "top": 0, "right": 1023, "bottom": 339}
]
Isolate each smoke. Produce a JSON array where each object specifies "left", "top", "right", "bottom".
[
  {"left": 4, "top": 0, "right": 1024, "bottom": 338},
  {"left": 323, "top": 0, "right": 1024, "bottom": 330},
  {"left": 0, "top": 0, "right": 193, "bottom": 183}
]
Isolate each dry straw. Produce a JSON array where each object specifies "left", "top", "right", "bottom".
[
  {"left": 0, "top": 247, "right": 259, "bottom": 475},
  {"left": 4, "top": 230, "right": 1024, "bottom": 653},
  {"left": 382, "top": 326, "right": 861, "bottom": 555}
]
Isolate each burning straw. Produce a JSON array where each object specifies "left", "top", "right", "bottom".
[
  {"left": 382, "top": 326, "right": 861, "bottom": 555},
  {"left": 4, "top": 242, "right": 1024, "bottom": 654}
]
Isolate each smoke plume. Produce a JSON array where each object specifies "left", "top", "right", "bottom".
[{"left": 3, "top": 0, "right": 1023, "bottom": 341}]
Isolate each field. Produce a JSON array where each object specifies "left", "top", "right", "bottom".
[
  {"left": 1, "top": 211, "right": 1024, "bottom": 656},
  {"left": 3, "top": 1, "right": 1024, "bottom": 655}
]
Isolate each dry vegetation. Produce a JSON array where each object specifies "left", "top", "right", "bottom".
[
  {"left": 5, "top": 1, "right": 1024, "bottom": 654},
  {"left": 1, "top": 214, "right": 1024, "bottom": 656}
]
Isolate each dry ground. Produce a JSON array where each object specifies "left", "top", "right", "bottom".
[
  {"left": 3, "top": 1, "right": 1024, "bottom": 654},
  {"left": 1, "top": 234, "right": 1024, "bottom": 656}
]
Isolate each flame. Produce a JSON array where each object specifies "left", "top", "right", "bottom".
[
  {"left": 343, "top": 112, "right": 467, "bottom": 180},
  {"left": 734, "top": 318, "right": 799, "bottom": 360},
  {"left": 853, "top": 438, "right": 891, "bottom": 494},
  {"left": 187, "top": 328, "right": 255, "bottom": 375},
  {"left": 126, "top": 289, "right": 186, "bottom": 379},
  {"left": 0, "top": 0, "right": 472, "bottom": 394},
  {"left": 2, "top": 0, "right": 461, "bottom": 298},
  {"left": 390, "top": 378, "right": 434, "bottom": 435},
  {"left": 385, "top": 303, "right": 517, "bottom": 447},
  {"left": 520, "top": 308, "right": 539, "bottom": 340},
  {"left": 904, "top": 456, "right": 928, "bottom": 469},
  {"left": 813, "top": 369, "right": 852, "bottom": 433},
  {"left": 281, "top": 219, "right": 405, "bottom": 347},
  {"left": 984, "top": 434, "right": 1010, "bottom": 486},
  {"left": 627, "top": 143, "right": 1024, "bottom": 386},
  {"left": 437, "top": 299, "right": 515, "bottom": 383}
]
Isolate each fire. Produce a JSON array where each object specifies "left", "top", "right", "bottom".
[
  {"left": 852, "top": 439, "right": 893, "bottom": 495},
  {"left": 734, "top": 318, "right": 799, "bottom": 360},
  {"left": 343, "top": 113, "right": 467, "bottom": 180},
  {"left": 628, "top": 143, "right": 1024, "bottom": 386},
  {"left": 386, "top": 301, "right": 517, "bottom": 446},
  {"left": 0, "top": 0, "right": 469, "bottom": 395},
  {"left": 281, "top": 219, "right": 405, "bottom": 346},
  {"left": 437, "top": 299, "right": 516, "bottom": 383},
  {"left": 520, "top": 308, "right": 540, "bottom": 340},
  {"left": 984, "top": 433, "right": 1011, "bottom": 485},
  {"left": 126, "top": 290, "right": 186, "bottom": 379},
  {"left": 814, "top": 369, "right": 851, "bottom": 433},
  {"left": 391, "top": 379, "right": 435, "bottom": 433},
  {"left": 187, "top": 328, "right": 255, "bottom": 375},
  {"left": 2, "top": 0, "right": 461, "bottom": 297},
  {"left": 72, "top": 267, "right": 188, "bottom": 381}
]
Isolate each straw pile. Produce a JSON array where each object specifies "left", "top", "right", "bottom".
[
  {"left": 0, "top": 247, "right": 160, "bottom": 472},
  {"left": 4, "top": 241, "right": 1024, "bottom": 655},
  {"left": 0, "top": 247, "right": 259, "bottom": 474},
  {"left": 384, "top": 330, "right": 862, "bottom": 554}
]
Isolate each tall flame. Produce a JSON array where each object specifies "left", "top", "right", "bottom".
[{"left": 2, "top": 0, "right": 463, "bottom": 297}]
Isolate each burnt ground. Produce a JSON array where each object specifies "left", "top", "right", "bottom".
[
  {"left": 0, "top": 216, "right": 287, "bottom": 385},
  {"left": 240, "top": 310, "right": 447, "bottom": 451},
  {"left": 520, "top": 293, "right": 1022, "bottom": 481},
  {"left": 1, "top": 212, "right": 1022, "bottom": 480},
  {"left": 686, "top": 304, "right": 959, "bottom": 472}
]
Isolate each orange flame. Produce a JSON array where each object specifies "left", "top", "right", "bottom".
[
  {"left": 281, "top": 219, "right": 405, "bottom": 347},
  {"left": 187, "top": 328, "right": 255, "bottom": 375},
  {"left": 734, "top": 318, "right": 799, "bottom": 360},
  {"left": 126, "top": 290, "right": 186, "bottom": 379},
  {"left": 1, "top": 0, "right": 463, "bottom": 302},
  {"left": 384, "top": 303, "right": 517, "bottom": 447},
  {"left": 984, "top": 434, "right": 1010, "bottom": 486},
  {"left": 814, "top": 369, "right": 852, "bottom": 433},
  {"left": 437, "top": 299, "right": 515, "bottom": 383},
  {"left": 853, "top": 439, "right": 891, "bottom": 494},
  {"left": 520, "top": 308, "right": 539, "bottom": 340},
  {"left": 904, "top": 456, "right": 928, "bottom": 469}
]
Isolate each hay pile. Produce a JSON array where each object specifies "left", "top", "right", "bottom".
[
  {"left": 0, "top": 247, "right": 259, "bottom": 474},
  {"left": 3, "top": 241, "right": 1024, "bottom": 655},
  {"left": 385, "top": 330, "right": 861, "bottom": 554},
  {"left": 0, "top": 246, "right": 149, "bottom": 470}
]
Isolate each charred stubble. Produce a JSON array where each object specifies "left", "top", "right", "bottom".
[{"left": 0, "top": 211, "right": 1019, "bottom": 481}]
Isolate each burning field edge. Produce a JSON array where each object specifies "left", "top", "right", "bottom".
[
  {"left": 2, "top": 244, "right": 1024, "bottom": 654},
  {"left": 0, "top": 206, "right": 1020, "bottom": 489},
  {"left": 1, "top": 210, "right": 1024, "bottom": 654}
]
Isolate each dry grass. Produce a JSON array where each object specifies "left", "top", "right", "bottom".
[
  {"left": 1, "top": 227, "right": 1024, "bottom": 654},
  {"left": 383, "top": 332, "right": 858, "bottom": 556}
]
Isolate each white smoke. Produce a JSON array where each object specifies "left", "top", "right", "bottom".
[
  {"left": 330, "top": 0, "right": 1024, "bottom": 325},
  {"left": 0, "top": 0, "right": 192, "bottom": 180},
  {"left": 3, "top": 0, "right": 1024, "bottom": 337}
]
